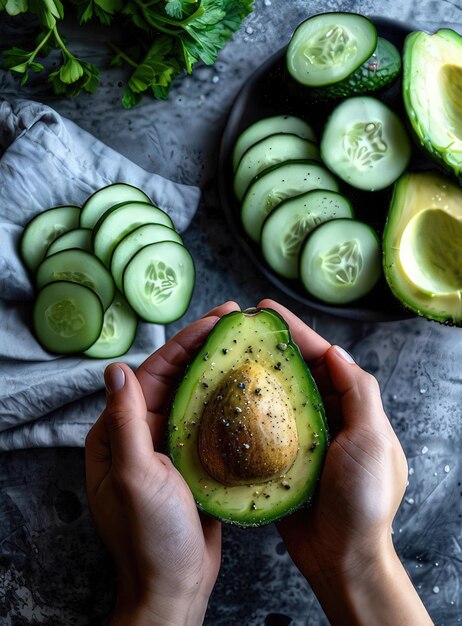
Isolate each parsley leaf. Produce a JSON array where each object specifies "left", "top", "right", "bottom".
[
  {"left": 164, "top": 0, "right": 198, "bottom": 19},
  {"left": 1, "top": 0, "right": 254, "bottom": 106}
]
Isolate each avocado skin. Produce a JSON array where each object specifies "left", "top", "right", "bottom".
[
  {"left": 383, "top": 172, "right": 462, "bottom": 325},
  {"left": 403, "top": 29, "right": 462, "bottom": 182},
  {"left": 169, "top": 308, "right": 328, "bottom": 527}
]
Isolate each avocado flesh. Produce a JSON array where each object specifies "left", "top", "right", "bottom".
[
  {"left": 403, "top": 29, "right": 462, "bottom": 180},
  {"left": 169, "top": 308, "right": 328, "bottom": 527},
  {"left": 383, "top": 172, "right": 462, "bottom": 324}
]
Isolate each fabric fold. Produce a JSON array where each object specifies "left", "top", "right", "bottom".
[{"left": 0, "top": 98, "right": 200, "bottom": 450}]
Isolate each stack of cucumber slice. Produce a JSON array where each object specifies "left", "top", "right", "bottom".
[
  {"left": 21, "top": 183, "right": 195, "bottom": 357},
  {"left": 232, "top": 115, "right": 382, "bottom": 305},
  {"left": 229, "top": 13, "right": 418, "bottom": 306}
]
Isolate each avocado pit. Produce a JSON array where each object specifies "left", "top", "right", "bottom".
[{"left": 198, "top": 362, "right": 299, "bottom": 485}]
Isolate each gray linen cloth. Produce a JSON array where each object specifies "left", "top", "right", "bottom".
[{"left": 0, "top": 98, "right": 200, "bottom": 451}]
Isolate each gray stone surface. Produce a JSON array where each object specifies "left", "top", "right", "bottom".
[{"left": 1, "top": 1, "right": 462, "bottom": 624}]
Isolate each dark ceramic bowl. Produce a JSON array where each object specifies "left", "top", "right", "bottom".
[{"left": 218, "top": 17, "right": 428, "bottom": 322}]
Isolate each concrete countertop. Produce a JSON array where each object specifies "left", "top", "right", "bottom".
[{"left": 0, "top": 1, "right": 461, "bottom": 624}]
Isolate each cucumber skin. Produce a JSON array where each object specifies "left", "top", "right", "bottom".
[{"left": 308, "top": 37, "right": 401, "bottom": 100}]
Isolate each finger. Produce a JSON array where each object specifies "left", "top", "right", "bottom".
[
  {"left": 103, "top": 363, "right": 155, "bottom": 468},
  {"left": 324, "top": 346, "right": 387, "bottom": 430},
  {"left": 257, "top": 299, "right": 331, "bottom": 364},
  {"left": 276, "top": 507, "right": 309, "bottom": 551},
  {"left": 137, "top": 303, "right": 240, "bottom": 414},
  {"left": 200, "top": 512, "right": 222, "bottom": 553},
  {"left": 322, "top": 393, "right": 342, "bottom": 436},
  {"left": 201, "top": 300, "right": 241, "bottom": 319},
  {"left": 310, "top": 356, "right": 336, "bottom": 397},
  {"left": 85, "top": 407, "right": 111, "bottom": 497}
]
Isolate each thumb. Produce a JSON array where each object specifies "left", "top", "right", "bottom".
[
  {"left": 104, "top": 362, "right": 154, "bottom": 468},
  {"left": 324, "top": 345, "right": 386, "bottom": 430}
]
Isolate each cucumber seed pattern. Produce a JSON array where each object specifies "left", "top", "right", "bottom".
[
  {"left": 100, "top": 309, "right": 117, "bottom": 341},
  {"left": 321, "top": 239, "right": 363, "bottom": 285},
  {"left": 144, "top": 260, "right": 177, "bottom": 303},
  {"left": 265, "top": 188, "right": 300, "bottom": 214},
  {"left": 344, "top": 121, "right": 387, "bottom": 169},
  {"left": 51, "top": 272, "right": 95, "bottom": 290},
  {"left": 45, "top": 224, "right": 67, "bottom": 249},
  {"left": 45, "top": 299, "right": 85, "bottom": 336},
  {"left": 282, "top": 214, "right": 322, "bottom": 258},
  {"left": 303, "top": 25, "right": 357, "bottom": 67}
]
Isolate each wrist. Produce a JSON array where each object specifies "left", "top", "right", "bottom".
[
  {"left": 307, "top": 537, "right": 432, "bottom": 626},
  {"left": 307, "top": 532, "right": 396, "bottom": 593},
  {"left": 111, "top": 594, "right": 209, "bottom": 626},
  {"left": 111, "top": 582, "right": 210, "bottom": 626}
]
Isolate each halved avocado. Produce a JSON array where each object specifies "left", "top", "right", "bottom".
[
  {"left": 383, "top": 172, "right": 462, "bottom": 324},
  {"left": 403, "top": 29, "right": 462, "bottom": 180},
  {"left": 169, "top": 308, "right": 328, "bottom": 527}
]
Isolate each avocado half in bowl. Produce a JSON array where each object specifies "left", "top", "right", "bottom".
[
  {"left": 169, "top": 308, "right": 328, "bottom": 527},
  {"left": 383, "top": 172, "right": 462, "bottom": 325},
  {"left": 403, "top": 28, "right": 462, "bottom": 181}
]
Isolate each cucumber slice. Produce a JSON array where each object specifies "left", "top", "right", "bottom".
[
  {"left": 93, "top": 202, "right": 174, "bottom": 267},
  {"left": 308, "top": 37, "right": 402, "bottom": 100},
  {"left": 300, "top": 218, "right": 381, "bottom": 304},
  {"left": 232, "top": 116, "right": 317, "bottom": 170},
  {"left": 20, "top": 206, "right": 81, "bottom": 272},
  {"left": 234, "top": 134, "right": 320, "bottom": 200},
  {"left": 241, "top": 160, "right": 339, "bottom": 243},
  {"left": 33, "top": 281, "right": 104, "bottom": 354},
  {"left": 111, "top": 223, "right": 183, "bottom": 292},
  {"left": 80, "top": 183, "right": 151, "bottom": 229},
  {"left": 36, "top": 249, "right": 115, "bottom": 310},
  {"left": 123, "top": 241, "right": 195, "bottom": 323},
  {"left": 320, "top": 96, "right": 411, "bottom": 191},
  {"left": 84, "top": 291, "right": 138, "bottom": 359},
  {"left": 46, "top": 228, "right": 93, "bottom": 257},
  {"left": 286, "top": 13, "right": 377, "bottom": 87},
  {"left": 261, "top": 190, "right": 354, "bottom": 279}
]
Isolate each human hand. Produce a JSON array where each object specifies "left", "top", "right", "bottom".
[
  {"left": 258, "top": 299, "right": 432, "bottom": 626},
  {"left": 85, "top": 301, "right": 240, "bottom": 626}
]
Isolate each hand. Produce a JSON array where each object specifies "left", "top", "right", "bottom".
[
  {"left": 258, "top": 299, "right": 432, "bottom": 626},
  {"left": 85, "top": 301, "right": 240, "bottom": 626}
]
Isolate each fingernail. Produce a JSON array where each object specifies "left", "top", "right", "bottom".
[
  {"left": 334, "top": 345, "right": 355, "bottom": 364},
  {"left": 104, "top": 365, "right": 125, "bottom": 393}
]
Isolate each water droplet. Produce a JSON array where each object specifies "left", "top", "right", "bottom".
[
  {"left": 409, "top": 467, "right": 414, "bottom": 475},
  {"left": 392, "top": 394, "right": 398, "bottom": 401},
  {"left": 421, "top": 446, "right": 429, "bottom": 454},
  {"left": 212, "top": 75, "right": 220, "bottom": 83},
  {"left": 433, "top": 586, "right": 440, "bottom": 594},
  {"left": 435, "top": 562, "right": 439, "bottom": 567},
  {"left": 406, "top": 497, "right": 415, "bottom": 504},
  {"left": 444, "top": 464, "right": 450, "bottom": 473},
  {"left": 246, "top": 26, "right": 254, "bottom": 34},
  {"left": 264, "top": 0, "right": 271, "bottom": 5},
  {"left": 419, "top": 387, "right": 427, "bottom": 394}
]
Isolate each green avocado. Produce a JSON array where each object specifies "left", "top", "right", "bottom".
[
  {"left": 383, "top": 172, "right": 462, "bottom": 325},
  {"left": 403, "top": 29, "right": 462, "bottom": 181},
  {"left": 169, "top": 308, "right": 328, "bottom": 527}
]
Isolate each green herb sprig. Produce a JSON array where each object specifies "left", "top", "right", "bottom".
[{"left": 0, "top": 0, "right": 253, "bottom": 107}]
